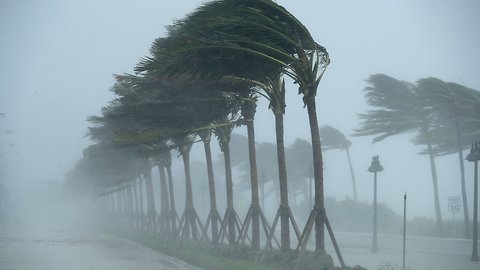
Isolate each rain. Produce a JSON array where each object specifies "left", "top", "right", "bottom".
[{"left": 1, "top": 0, "right": 479, "bottom": 269}]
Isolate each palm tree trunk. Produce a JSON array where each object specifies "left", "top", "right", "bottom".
[
  {"left": 127, "top": 184, "right": 134, "bottom": 225},
  {"left": 246, "top": 119, "right": 260, "bottom": 249},
  {"left": 123, "top": 187, "right": 129, "bottom": 216},
  {"left": 145, "top": 172, "right": 156, "bottom": 213},
  {"left": 181, "top": 146, "right": 197, "bottom": 239},
  {"left": 119, "top": 187, "right": 125, "bottom": 216},
  {"left": 426, "top": 140, "right": 443, "bottom": 234},
  {"left": 203, "top": 140, "right": 219, "bottom": 243},
  {"left": 165, "top": 161, "right": 177, "bottom": 231},
  {"left": 275, "top": 112, "right": 290, "bottom": 251},
  {"left": 222, "top": 142, "right": 236, "bottom": 245},
  {"left": 111, "top": 193, "right": 116, "bottom": 213},
  {"left": 120, "top": 186, "right": 127, "bottom": 216},
  {"left": 130, "top": 184, "right": 136, "bottom": 225},
  {"left": 455, "top": 116, "right": 471, "bottom": 238},
  {"left": 132, "top": 181, "right": 140, "bottom": 228},
  {"left": 145, "top": 173, "right": 155, "bottom": 213},
  {"left": 458, "top": 148, "right": 470, "bottom": 238},
  {"left": 115, "top": 191, "right": 122, "bottom": 216},
  {"left": 345, "top": 148, "right": 357, "bottom": 202},
  {"left": 261, "top": 171, "right": 266, "bottom": 209},
  {"left": 139, "top": 176, "right": 145, "bottom": 222},
  {"left": 144, "top": 171, "right": 157, "bottom": 231},
  {"left": 158, "top": 164, "right": 170, "bottom": 233},
  {"left": 306, "top": 99, "right": 325, "bottom": 254}
]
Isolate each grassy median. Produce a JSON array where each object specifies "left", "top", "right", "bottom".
[{"left": 105, "top": 227, "right": 366, "bottom": 270}]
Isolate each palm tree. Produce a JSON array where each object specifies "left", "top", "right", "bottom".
[
  {"left": 226, "top": 75, "right": 300, "bottom": 251},
  {"left": 154, "top": 154, "right": 171, "bottom": 235},
  {"left": 416, "top": 77, "right": 480, "bottom": 237},
  {"left": 141, "top": 159, "right": 157, "bottom": 232},
  {"left": 239, "top": 93, "right": 277, "bottom": 249},
  {"left": 198, "top": 128, "right": 222, "bottom": 244},
  {"left": 238, "top": 95, "right": 262, "bottom": 249},
  {"left": 266, "top": 76, "right": 297, "bottom": 250},
  {"left": 320, "top": 125, "right": 357, "bottom": 201},
  {"left": 214, "top": 116, "right": 243, "bottom": 245},
  {"left": 132, "top": 176, "right": 144, "bottom": 229},
  {"left": 354, "top": 74, "right": 443, "bottom": 233},
  {"left": 158, "top": 149, "right": 178, "bottom": 233},
  {"left": 172, "top": 134, "right": 204, "bottom": 240},
  {"left": 286, "top": 138, "right": 312, "bottom": 207}
]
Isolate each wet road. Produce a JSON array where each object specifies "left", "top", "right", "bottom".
[
  {"left": 0, "top": 187, "right": 203, "bottom": 270},
  {"left": 0, "top": 228, "right": 202, "bottom": 270},
  {"left": 325, "top": 231, "right": 480, "bottom": 270}
]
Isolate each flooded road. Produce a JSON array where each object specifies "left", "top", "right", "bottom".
[{"left": 0, "top": 227, "right": 202, "bottom": 270}]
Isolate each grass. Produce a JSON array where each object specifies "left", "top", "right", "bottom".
[
  {"left": 105, "top": 227, "right": 365, "bottom": 270},
  {"left": 107, "top": 227, "right": 276, "bottom": 270}
]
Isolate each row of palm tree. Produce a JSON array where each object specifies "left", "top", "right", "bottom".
[
  {"left": 354, "top": 74, "right": 480, "bottom": 237},
  {"left": 68, "top": 0, "right": 333, "bottom": 254}
]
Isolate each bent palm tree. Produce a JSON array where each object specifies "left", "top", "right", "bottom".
[
  {"left": 354, "top": 74, "right": 443, "bottom": 233},
  {"left": 263, "top": 75, "right": 299, "bottom": 251},
  {"left": 214, "top": 116, "right": 244, "bottom": 245},
  {"left": 154, "top": 153, "right": 171, "bottom": 235},
  {"left": 285, "top": 138, "right": 312, "bottom": 208},
  {"left": 238, "top": 95, "right": 262, "bottom": 248},
  {"left": 320, "top": 125, "right": 357, "bottom": 201},
  {"left": 416, "top": 77, "right": 480, "bottom": 237},
  {"left": 198, "top": 128, "right": 222, "bottom": 244},
  {"left": 173, "top": 134, "right": 205, "bottom": 240}
]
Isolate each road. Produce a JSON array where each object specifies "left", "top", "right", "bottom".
[
  {"left": 0, "top": 182, "right": 204, "bottom": 270},
  {"left": 1, "top": 225, "right": 478, "bottom": 270},
  {"left": 325, "top": 231, "right": 480, "bottom": 270},
  {"left": 0, "top": 192, "right": 477, "bottom": 270},
  {"left": 0, "top": 227, "right": 202, "bottom": 270}
]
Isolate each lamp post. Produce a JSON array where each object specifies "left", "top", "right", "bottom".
[
  {"left": 466, "top": 141, "right": 479, "bottom": 261},
  {"left": 368, "top": 155, "right": 383, "bottom": 252}
]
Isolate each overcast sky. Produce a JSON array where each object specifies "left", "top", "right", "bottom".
[{"left": 1, "top": 0, "right": 479, "bottom": 218}]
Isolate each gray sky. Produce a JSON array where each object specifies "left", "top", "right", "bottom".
[{"left": 1, "top": 0, "right": 479, "bottom": 218}]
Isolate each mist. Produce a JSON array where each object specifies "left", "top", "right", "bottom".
[{"left": 1, "top": 1, "right": 480, "bottom": 270}]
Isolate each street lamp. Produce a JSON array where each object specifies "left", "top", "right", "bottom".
[
  {"left": 368, "top": 155, "right": 383, "bottom": 252},
  {"left": 466, "top": 141, "right": 479, "bottom": 261}
]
